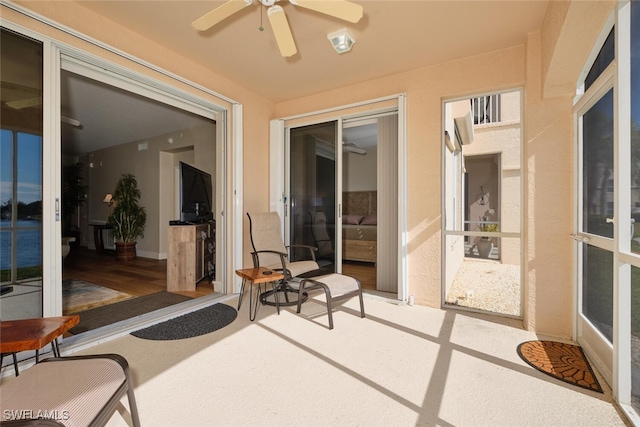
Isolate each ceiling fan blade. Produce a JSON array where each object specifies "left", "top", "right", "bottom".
[
  {"left": 290, "top": 0, "right": 363, "bottom": 23},
  {"left": 192, "top": 0, "right": 253, "bottom": 31},
  {"left": 6, "top": 96, "right": 41, "bottom": 110},
  {"left": 267, "top": 5, "right": 297, "bottom": 57},
  {"left": 61, "top": 116, "right": 82, "bottom": 127}
]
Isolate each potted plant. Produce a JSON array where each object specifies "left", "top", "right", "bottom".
[
  {"left": 477, "top": 222, "right": 498, "bottom": 258},
  {"left": 108, "top": 173, "right": 147, "bottom": 262}
]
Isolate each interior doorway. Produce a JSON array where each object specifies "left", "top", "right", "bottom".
[
  {"left": 464, "top": 154, "right": 501, "bottom": 260},
  {"left": 56, "top": 55, "right": 226, "bottom": 333}
]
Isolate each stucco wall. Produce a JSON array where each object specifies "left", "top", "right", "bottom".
[{"left": 275, "top": 46, "right": 527, "bottom": 313}]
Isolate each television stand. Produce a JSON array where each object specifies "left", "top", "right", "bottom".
[{"left": 167, "top": 221, "right": 215, "bottom": 292}]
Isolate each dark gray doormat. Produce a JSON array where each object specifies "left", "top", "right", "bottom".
[
  {"left": 130, "top": 303, "right": 237, "bottom": 340},
  {"left": 70, "top": 291, "right": 193, "bottom": 334}
]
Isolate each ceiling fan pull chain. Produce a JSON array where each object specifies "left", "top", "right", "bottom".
[{"left": 259, "top": 3, "right": 264, "bottom": 32}]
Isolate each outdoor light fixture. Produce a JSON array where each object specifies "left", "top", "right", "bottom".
[{"left": 327, "top": 28, "right": 355, "bottom": 54}]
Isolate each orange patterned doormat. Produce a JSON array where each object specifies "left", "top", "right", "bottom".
[{"left": 517, "top": 340, "right": 603, "bottom": 393}]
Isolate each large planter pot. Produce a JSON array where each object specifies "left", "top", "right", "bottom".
[
  {"left": 115, "top": 241, "right": 137, "bottom": 262},
  {"left": 476, "top": 238, "right": 493, "bottom": 258}
]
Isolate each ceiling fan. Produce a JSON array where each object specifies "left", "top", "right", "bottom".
[
  {"left": 192, "top": 0, "right": 363, "bottom": 57},
  {"left": 343, "top": 141, "right": 366, "bottom": 155}
]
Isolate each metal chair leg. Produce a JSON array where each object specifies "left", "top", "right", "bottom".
[
  {"left": 273, "top": 281, "right": 280, "bottom": 315},
  {"left": 249, "top": 282, "right": 261, "bottom": 321},
  {"left": 237, "top": 279, "right": 247, "bottom": 311},
  {"left": 52, "top": 338, "right": 60, "bottom": 357},
  {"left": 1, "top": 352, "right": 20, "bottom": 376}
]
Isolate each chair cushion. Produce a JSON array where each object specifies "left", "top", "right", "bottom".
[
  {"left": 307, "top": 273, "right": 359, "bottom": 297},
  {"left": 250, "top": 212, "right": 289, "bottom": 266},
  {"left": 0, "top": 358, "right": 125, "bottom": 427}
]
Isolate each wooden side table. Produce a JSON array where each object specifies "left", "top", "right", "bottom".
[
  {"left": 235, "top": 268, "right": 285, "bottom": 321},
  {"left": 0, "top": 315, "right": 80, "bottom": 376},
  {"left": 90, "top": 223, "right": 113, "bottom": 253}
]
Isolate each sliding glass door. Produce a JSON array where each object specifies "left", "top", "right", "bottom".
[
  {"left": 288, "top": 121, "right": 338, "bottom": 269},
  {"left": 284, "top": 109, "right": 400, "bottom": 297},
  {"left": 0, "top": 28, "right": 44, "bottom": 320}
]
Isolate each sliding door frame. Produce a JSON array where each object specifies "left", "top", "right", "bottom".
[
  {"left": 270, "top": 94, "right": 408, "bottom": 301},
  {"left": 1, "top": 11, "right": 243, "bottom": 326}
]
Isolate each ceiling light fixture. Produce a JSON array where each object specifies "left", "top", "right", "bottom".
[{"left": 327, "top": 29, "right": 356, "bottom": 54}]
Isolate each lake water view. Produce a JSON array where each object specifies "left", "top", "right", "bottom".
[{"left": 0, "top": 220, "right": 42, "bottom": 270}]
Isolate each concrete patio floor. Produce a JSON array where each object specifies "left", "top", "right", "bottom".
[{"left": 54, "top": 292, "right": 631, "bottom": 426}]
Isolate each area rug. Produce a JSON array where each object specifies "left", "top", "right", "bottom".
[
  {"left": 69, "top": 291, "right": 193, "bottom": 334},
  {"left": 517, "top": 340, "right": 603, "bottom": 393},
  {"left": 131, "top": 303, "right": 237, "bottom": 340},
  {"left": 63, "top": 278, "right": 133, "bottom": 314}
]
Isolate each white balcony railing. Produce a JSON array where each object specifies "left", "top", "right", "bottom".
[{"left": 470, "top": 95, "right": 501, "bottom": 125}]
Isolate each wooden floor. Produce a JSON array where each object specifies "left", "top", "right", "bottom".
[
  {"left": 63, "top": 248, "right": 383, "bottom": 302},
  {"left": 63, "top": 247, "right": 214, "bottom": 299},
  {"left": 342, "top": 261, "right": 377, "bottom": 291}
]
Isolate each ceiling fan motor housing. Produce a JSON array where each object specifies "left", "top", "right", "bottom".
[{"left": 192, "top": 0, "right": 364, "bottom": 57}]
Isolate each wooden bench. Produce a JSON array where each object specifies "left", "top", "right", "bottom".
[{"left": 0, "top": 354, "right": 140, "bottom": 427}]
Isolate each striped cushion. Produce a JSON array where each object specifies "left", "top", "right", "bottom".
[
  {"left": 307, "top": 273, "right": 359, "bottom": 297},
  {"left": 0, "top": 358, "right": 125, "bottom": 427}
]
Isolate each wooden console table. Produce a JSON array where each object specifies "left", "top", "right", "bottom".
[
  {"left": 167, "top": 222, "right": 215, "bottom": 292},
  {"left": 90, "top": 222, "right": 113, "bottom": 253}
]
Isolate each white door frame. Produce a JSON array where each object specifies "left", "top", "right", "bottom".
[
  {"left": 269, "top": 94, "right": 408, "bottom": 301},
  {"left": 1, "top": 10, "right": 242, "bottom": 315}
]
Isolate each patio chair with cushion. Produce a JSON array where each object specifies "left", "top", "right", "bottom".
[
  {"left": 309, "top": 211, "right": 334, "bottom": 265},
  {"left": 247, "top": 212, "right": 320, "bottom": 311},
  {"left": 0, "top": 353, "right": 140, "bottom": 427}
]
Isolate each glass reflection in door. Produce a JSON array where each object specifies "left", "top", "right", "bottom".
[
  {"left": 0, "top": 28, "right": 44, "bottom": 320},
  {"left": 289, "top": 122, "right": 337, "bottom": 270}
]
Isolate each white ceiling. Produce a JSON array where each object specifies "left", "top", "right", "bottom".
[
  {"left": 60, "top": 71, "right": 213, "bottom": 156},
  {"left": 3, "top": 1, "right": 550, "bottom": 155}
]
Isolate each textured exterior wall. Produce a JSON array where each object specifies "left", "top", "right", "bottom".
[
  {"left": 275, "top": 46, "right": 527, "bottom": 310},
  {"left": 541, "top": 0, "right": 616, "bottom": 97},
  {"left": 523, "top": 30, "right": 574, "bottom": 336}
]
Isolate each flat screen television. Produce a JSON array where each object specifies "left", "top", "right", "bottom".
[{"left": 179, "top": 161, "right": 213, "bottom": 223}]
